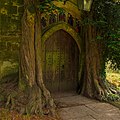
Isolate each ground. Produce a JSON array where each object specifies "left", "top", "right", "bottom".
[
  {"left": 0, "top": 68, "right": 120, "bottom": 119},
  {"left": 0, "top": 93, "right": 120, "bottom": 120},
  {"left": 54, "top": 92, "right": 120, "bottom": 120},
  {"left": 0, "top": 108, "right": 59, "bottom": 120}
]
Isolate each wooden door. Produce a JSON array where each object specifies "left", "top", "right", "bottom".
[{"left": 43, "top": 30, "right": 79, "bottom": 93}]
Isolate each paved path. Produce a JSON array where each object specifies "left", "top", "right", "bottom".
[{"left": 54, "top": 93, "right": 120, "bottom": 120}]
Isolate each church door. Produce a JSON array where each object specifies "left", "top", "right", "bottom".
[{"left": 43, "top": 30, "right": 79, "bottom": 93}]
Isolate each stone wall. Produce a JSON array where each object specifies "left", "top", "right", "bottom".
[
  {"left": 0, "top": 0, "right": 82, "bottom": 78},
  {"left": 0, "top": 36, "right": 20, "bottom": 78},
  {"left": 0, "top": 0, "right": 23, "bottom": 78}
]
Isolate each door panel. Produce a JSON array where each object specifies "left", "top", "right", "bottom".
[{"left": 43, "top": 30, "right": 79, "bottom": 93}]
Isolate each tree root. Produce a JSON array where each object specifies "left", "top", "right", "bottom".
[
  {"left": 94, "top": 79, "right": 120, "bottom": 102},
  {"left": 6, "top": 94, "right": 15, "bottom": 109},
  {"left": 0, "top": 74, "right": 56, "bottom": 116}
]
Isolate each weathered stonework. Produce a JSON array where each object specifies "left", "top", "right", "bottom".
[
  {"left": 42, "top": 23, "right": 82, "bottom": 52},
  {"left": 0, "top": 0, "right": 23, "bottom": 77},
  {"left": 0, "top": 0, "right": 83, "bottom": 78}
]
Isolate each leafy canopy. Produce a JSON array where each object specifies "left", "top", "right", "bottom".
[{"left": 93, "top": 0, "right": 120, "bottom": 70}]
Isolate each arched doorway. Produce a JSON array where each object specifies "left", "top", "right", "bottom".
[{"left": 43, "top": 30, "right": 80, "bottom": 93}]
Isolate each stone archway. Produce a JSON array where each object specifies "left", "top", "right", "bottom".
[
  {"left": 42, "top": 23, "right": 83, "bottom": 93},
  {"left": 42, "top": 23, "right": 82, "bottom": 52}
]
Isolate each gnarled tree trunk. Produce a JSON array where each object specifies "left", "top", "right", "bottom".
[
  {"left": 81, "top": 25, "right": 106, "bottom": 99},
  {"left": 19, "top": 0, "right": 55, "bottom": 115},
  {"left": 79, "top": 7, "right": 120, "bottom": 101}
]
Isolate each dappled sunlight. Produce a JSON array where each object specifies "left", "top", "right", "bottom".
[
  {"left": 107, "top": 72, "right": 120, "bottom": 87},
  {"left": 106, "top": 63, "right": 120, "bottom": 88}
]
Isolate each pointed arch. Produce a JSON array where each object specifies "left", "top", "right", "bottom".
[{"left": 42, "top": 23, "right": 82, "bottom": 53}]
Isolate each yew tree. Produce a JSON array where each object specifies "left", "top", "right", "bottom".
[
  {"left": 0, "top": 0, "right": 119, "bottom": 116},
  {"left": 19, "top": 0, "right": 59, "bottom": 115},
  {"left": 0, "top": 0, "right": 57, "bottom": 116},
  {"left": 80, "top": 0, "right": 120, "bottom": 101}
]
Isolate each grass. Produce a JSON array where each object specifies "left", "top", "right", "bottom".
[
  {"left": 106, "top": 62, "right": 120, "bottom": 87},
  {"left": 106, "top": 72, "right": 120, "bottom": 87},
  {"left": 106, "top": 68, "right": 120, "bottom": 108}
]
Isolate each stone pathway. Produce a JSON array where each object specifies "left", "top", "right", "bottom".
[{"left": 53, "top": 93, "right": 120, "bottom": 120}]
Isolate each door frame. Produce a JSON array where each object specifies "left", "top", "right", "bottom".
[
  {"left": 42, "top": 23, "right": 82, "bottom": 52},
  {"left": 42, "top": 23, "right": 84, "bottom": 92}
]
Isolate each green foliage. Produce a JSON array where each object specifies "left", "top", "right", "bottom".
[
  {"left": 107, "top": 93, "right": 120, "bottom": 101},
  {"left": 92, "top": 0, "right": 120, "bottom": 70}
]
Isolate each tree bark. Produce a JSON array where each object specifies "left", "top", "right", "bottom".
[
  {"left": 78, "top": 2, "right": 111, "bottom": 100},
  {"left": 79, "top": 8, "right": 120, "bottom": 101},
  {"left": 19, "top": 0, "right": 55, "bottom": 116},
  {"left": 81, "top": 25, "right": 104, "bottom": 99}
]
